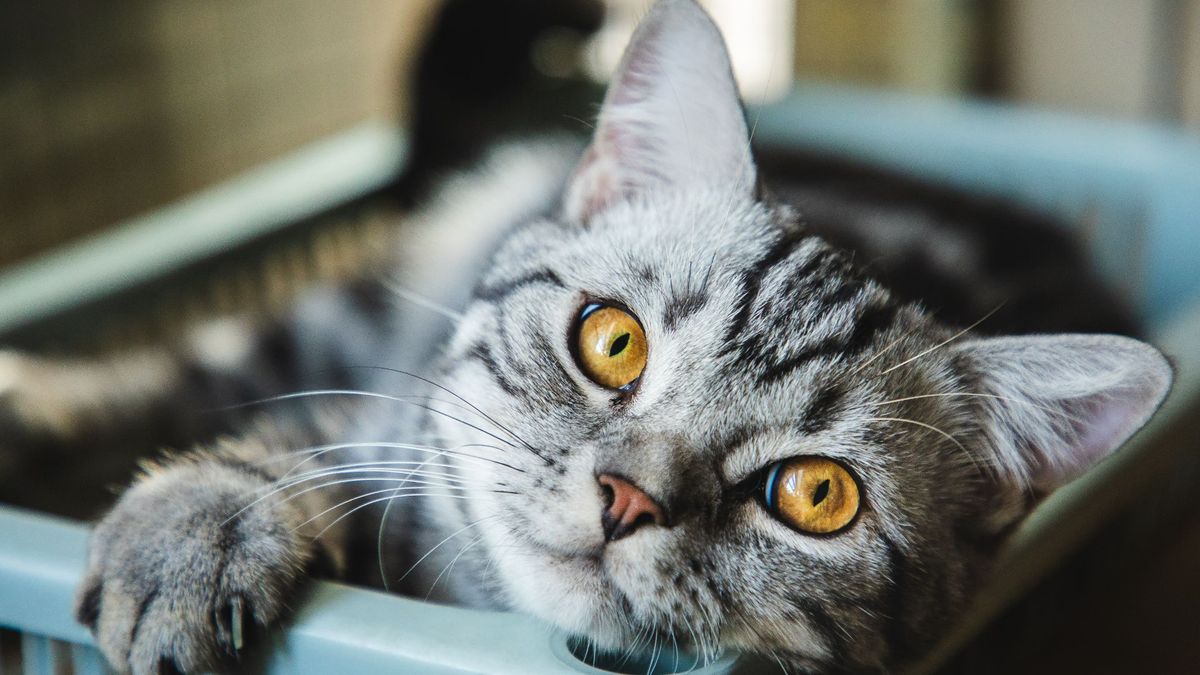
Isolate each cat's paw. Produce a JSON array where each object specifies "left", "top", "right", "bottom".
[{"left": 76, "top": 460, "right": 311, "bottom": 674}]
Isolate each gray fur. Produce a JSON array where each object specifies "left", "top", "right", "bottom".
[{"left": 34, "top": 1, "right": 1175, "bottom": 673}]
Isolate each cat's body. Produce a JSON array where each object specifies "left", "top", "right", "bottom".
[{"left": 0, "top": 2, "right": 1172, "bottom": 673}]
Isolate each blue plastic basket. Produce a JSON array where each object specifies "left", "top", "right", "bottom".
[{"left": 2, "top": 85, "right": 1199, "bottom": 674}]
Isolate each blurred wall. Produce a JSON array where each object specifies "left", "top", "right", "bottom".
[
  {"left": 1001, "top": 0, "right": 1200, "bottom": 127},
  {"left": 587, "top": 0, "right": 794, "bottom": 101},
  {"left": 1003, "top": 0, "right": 1159, "bottom": 119},
  {"left": 790, "top": 0, "right": 978, "bottom": 95},
  {"left": 1185, "top": 0, "right": 1200, "bottom": 127},
  {"left": 0, "top": 0, "right": 439, "bottom": 268},
  {"left": 3, "top": 0, "right": 1196, "bottom": 272}
]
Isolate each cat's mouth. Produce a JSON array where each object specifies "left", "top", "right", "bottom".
[{"left": 493, "top": 523, "right": 692, "bottom": 650}]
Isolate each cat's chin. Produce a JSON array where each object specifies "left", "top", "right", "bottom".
[{"left": 491, "top": 539, "right": 655, "bottom": 649}]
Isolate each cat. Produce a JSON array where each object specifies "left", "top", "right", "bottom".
[{"left": 0, "top": 0, "right": 1173, "bottom": 672}]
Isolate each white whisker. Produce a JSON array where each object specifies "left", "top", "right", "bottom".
[
  {"left": 425, "top": 533, "right": 486, "bottom": 600},
  {"left": 875, "top": 391, "right": 1085, "bottom": 424},
  {"left": 378, "top": 446, "right": 459, "bottom": 593},
  {"left": 262, "top": 440, "right": 523, "bottom": 476},
  {"left": 868, "top": 416, "right": 985, "bottom": 473},
  {"left": 386, "top": 281, "right": 464, "bottom": 322},
  {"left": 219, "top": 388, "right": 524, "bottom": 452},
  {"left": 278, "top": 479, "right": 473, "bottom": 517},
  {"left": 302, "top": 490, "right": 492, "bottom": 540},
  {"left": 878, "top": 303, "right": 1005, "bottom": 376},
  {"left": 397, "top": 516, "right": 498, "bottom": 584}
]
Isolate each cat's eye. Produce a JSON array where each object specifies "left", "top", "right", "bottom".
[
  {"left": 763, "top": 457, "right": 860, "bottom": 535},
  {"left": 574, "top": 303, "right": 647, "bottom": 391}
]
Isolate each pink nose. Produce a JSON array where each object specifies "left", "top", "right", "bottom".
[{"left": 598, "top": 474, "right": 667, "bottom": 542}]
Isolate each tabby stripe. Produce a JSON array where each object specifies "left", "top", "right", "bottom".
[
  {"left": 757, "top": 303, "right": 899, "bottom": 384},
  {"left": 722, "top": 249, "right": 833, "bottom": 366},
  {"left": 530, "top": 332, "right": 585, "bottom": 404},
  {"left": 466, "top": 342, "right": 523, "bottom": 397},
  {"left": 663, "top": 290, "right": 709, "bottom": 330},
  {"left": 814, "top": 269, "right": 865, "bottom": 311},
  {"left": 796, "top": 384, "right": 846, "bottom": 435},
  {"left": 723, "top": 231, "right": 808, "bottom": 344},
  {"left": 128, "top": 583, "right": 161, "bottom": 652},
  {"left": 473, "top": 269, "right": 564, "bottom": 303}
]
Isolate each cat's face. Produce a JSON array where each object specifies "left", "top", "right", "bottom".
[
  {"left": 423, "top": 1, "right": 1171, "bottom": 670},
  {"left": 438, "top": 190, "right": 971, "bottom": 670}
]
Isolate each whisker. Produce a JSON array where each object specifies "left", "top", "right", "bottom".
[
  {"left": 397, "top": 516, "right": 499, "bottom": 584},
  {"left": 213, "top": 388, "right": 525, "bottom": 453},
  {"left": 868, "top": 416, "right": 985, "bottom": 473},
  {"left": 268, "top": 477, "right": 476, "bottom": 520},
  {"left": 276, "top": 444, "right": 458, "bottom": 480},
  {"left": 226, "top": 468, "right": 505, "bottom": 526},
  {"left": 875, "top": 392, "right": 1086, "bottom": 424},
  {"left": 848, "top": 330, "right": 910, "bottom": 377},
  {"left": 235, "top": 364, "right": 544, "bottom": 466},
  {"left": 271, "top": 464, "right": 479, "bottom": 492},
  {"left": 350, "top": 366, "right": 551, "bottom": 463},
  {"left": 305, "top": 492, "right": 490, "bottom": 541},
  {"left": 424, "top": 533, "right": 486, "bottom": 600},
  {"left": 263, "top": 441, "right": 525, "bottom": 476},
  {"left": 878, "top": 303, "right": 1006, "bottom": 376},
  {"left": 378, "top": 446, "right": 461, "bottom": 593},
  {"left": 385, "top": 281, "right": 464, "bottom": 322}
]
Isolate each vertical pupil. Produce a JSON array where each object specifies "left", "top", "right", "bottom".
[
  {"left": 609, "top": 332, "right": 631, "bottom": 357},
  {"left": 812, "top": 479, "right": 831, "bottom": 506}
]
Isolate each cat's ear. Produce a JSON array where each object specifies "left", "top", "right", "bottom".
[
  {"left": 563, "top": 0, "right": 756, "bottom": 223},
  {"left": 958, "top": 334, "right": 1172, "bottom": 495}
]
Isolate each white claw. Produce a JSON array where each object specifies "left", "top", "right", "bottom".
[{"left": 231, "top": 597, "right": 245, "bottom": 652}]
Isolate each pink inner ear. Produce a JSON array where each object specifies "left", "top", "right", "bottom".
[
  {"left": 961, "top": 334, "right": 1172, "bottom": 494},
  {"left": 567, "top": 146, "right": 615, "bottom": 220},
  {"left": 560, "top": 0, "right": 757, "bottom": 224},
  {"left": 1075, "top": 397, "right": 1139, "bottom": 465},
  {"left": 571, "top": 123, "right": 669, "bottom": 219},
  {"left": 1030, "top": 388, "right": 1160, "bottom": 491}
]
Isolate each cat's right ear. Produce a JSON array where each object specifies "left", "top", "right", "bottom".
[
  {"left": 957, "top": 334, "right": 1172, "bottom": 497},
  {"left": 563, "top": 0, "right": 756, "bottom": 223}
]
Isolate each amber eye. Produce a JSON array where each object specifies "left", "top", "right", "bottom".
[
  {"left": 763, "top": 457, "right": 860, "bottom": 535},
  {"left": 574, "top": 303, "right": 648, "bottom": 391}
]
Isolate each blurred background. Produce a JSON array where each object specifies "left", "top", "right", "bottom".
[
  {"left": 1, "top": 1, "right": 1198, "bottom": 673},
  {"left": 2, "top": 0, "right": 1198, "bottom": 270}
]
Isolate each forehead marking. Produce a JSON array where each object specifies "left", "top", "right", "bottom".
[
  {"left": 723, "top": 230, "right": 810, "bottom": 345},
  {"left": 474, "top": 268, "right": 564, "bottom": 303},
  {"left": 757, "top": 302, "right": 900, "bottom": 385}
]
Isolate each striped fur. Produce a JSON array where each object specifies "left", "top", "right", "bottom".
[{"left": 0, "top": 1, "right": 1170, "bottom": 673}]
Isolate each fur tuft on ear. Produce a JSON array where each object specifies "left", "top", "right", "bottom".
[
  {"left": 958, "top": 334, "right": 1172, "bottom": 493},
  {"left": 563, "top": 0, "right": 756, "bottom": 223}
]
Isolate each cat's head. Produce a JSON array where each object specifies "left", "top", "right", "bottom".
[{"left": 428, "top": 0, "right": 1172, "bottom": 670}]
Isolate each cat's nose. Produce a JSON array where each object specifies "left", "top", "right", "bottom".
[{"left": 598, "top": 474, "right": 667, "bottom": 542}]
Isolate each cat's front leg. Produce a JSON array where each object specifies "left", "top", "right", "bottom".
[{"left": 75, "top": 428, "right": 350, "bottom": 674}]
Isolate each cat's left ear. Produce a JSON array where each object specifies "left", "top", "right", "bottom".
[
  {"left": 956, "top": 334, "right": 1172, "bottom": 495},
  {"left": 563, "top": 0, "right": 756, "bottom": 223}
]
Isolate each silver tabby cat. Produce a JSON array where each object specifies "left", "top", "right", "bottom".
[{"left": 67, "top": 1, "right": 1171, "bottom": 672}]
